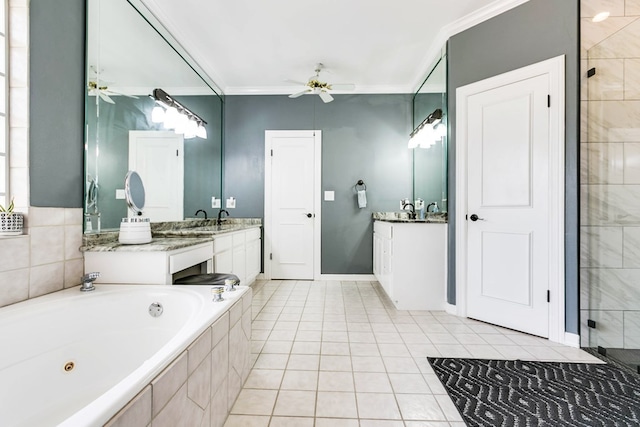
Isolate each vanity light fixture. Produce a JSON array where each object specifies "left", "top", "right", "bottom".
[
  {"left": 150, "top": 88, "right": 208, "bottom": 139},
  {"left": 408, "top": 108, "right": 445, "bottom": 149}
]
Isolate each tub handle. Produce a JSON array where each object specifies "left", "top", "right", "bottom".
[{"left": 80, "top": 272, "right": 100, "bottom": 292}]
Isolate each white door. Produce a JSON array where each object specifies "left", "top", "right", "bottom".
[
  {"left": 462, "top": 64, "right": 562, "bottom": 338},
  {"left": 265, "top": 130, "right": 321, "bottom": 280},
  {"left": 129, "top": 131, "right": 184, "bottom": 221}
]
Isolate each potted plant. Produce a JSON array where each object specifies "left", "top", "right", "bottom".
[{"left": 0, "top": 198, "right": 23, "bottom": 235}]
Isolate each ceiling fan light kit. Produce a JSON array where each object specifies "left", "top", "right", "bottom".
[{"left": 287, "top": 63, "right": 355, "bottom": 103}]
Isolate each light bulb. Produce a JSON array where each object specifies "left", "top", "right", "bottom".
[
  {"left": 151, "top": 106, "right": 165, "bottom": 123},
  {"left": 175, "top": 113, "right": 189, "bottom": 134},
  {"left": 196, "top": 124, "right": 208, "bottom": 139},
  {"left": 434, "top": 122, "right": 447, "bottom": 138},
  {"left": 163, "top": 107, "right": 179, "bottom": 129}
]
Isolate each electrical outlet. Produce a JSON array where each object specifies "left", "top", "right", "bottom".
[
  {"left": 226, "top": 197, "right": 236, "bottom": 209},
  {"left": 116, "top": 189, "right": 125, "bottom": 199},
  {"left": 211, "top": 197, "right": 220, "bottom": 208}
]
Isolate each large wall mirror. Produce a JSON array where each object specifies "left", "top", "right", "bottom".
[
  {"left": 412, "top": 47, "right": 447, "bottom": 213},
  {"left": 84, "top": 0, "right": 223, "bottom": 232}
]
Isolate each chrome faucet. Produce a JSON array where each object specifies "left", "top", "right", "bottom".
[
  {"left": 217, "top": 209, "right": 230, "bottom": 226},
  {"left": 80, "top": 272, "right": 99, "bottom": 292},
  {"left": 401, "top": 199, "right": 416, "bottom": 220},
  {"left": 426, "top": 202, "right": 439, "bottom": 213},
  {"left": 194, "top": 209, "right": 208, "bottom": 220}
]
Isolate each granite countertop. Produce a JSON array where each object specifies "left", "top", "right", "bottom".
[
  {"left": 81, "top": 218, "right": 262, "bottom": 252},
  {"left": 372, "top": 211, "right": 447, "bottom": 224}
]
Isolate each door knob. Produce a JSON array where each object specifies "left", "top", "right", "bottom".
[
  {"left": 305, "top": 213, "right": 313, "bottom": 218},
  {"left": 469, "top": 214, "right": 485, "bottom": 222}
]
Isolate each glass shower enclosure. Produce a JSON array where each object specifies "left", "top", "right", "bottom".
[{"left": 580, "top": 0, "right": 640, "bottom": 372}]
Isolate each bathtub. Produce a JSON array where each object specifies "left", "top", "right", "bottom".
[{"left": 0, "top": 284, "right": 251, "bottom": 427}]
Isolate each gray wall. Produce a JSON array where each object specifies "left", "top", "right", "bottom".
[
  {"left": 224, "top": 94, "right": 413, "bottom": 274},
  {"left": 29, "top": 0, "right": 85, "bottom": 208},
  {"left": 447, "top": 0, "right": 579, "bottom": 333}
]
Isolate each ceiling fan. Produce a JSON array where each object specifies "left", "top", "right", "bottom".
[
  {"left": 287, "top": 63, "right": 355, "bottom": 103},
  {"left": 87, "top": 66, "right": 139, "bottom": 104}
]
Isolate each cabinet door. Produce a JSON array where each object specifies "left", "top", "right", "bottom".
[
  {"left": 214, "top": 250, "right": 233, "bottom": 274},
  {"left": 373, "top": 233, "right": 381, "bottom": 277},
  {"left": 233, "top": 246, "right": 247, "bottom": 284},
  {"left": 246, "top": 238, "right": 261, "bottom": 280}
]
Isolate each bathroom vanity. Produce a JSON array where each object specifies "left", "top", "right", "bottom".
[
  {"left": 82, "top": 219, "right": 262, "bottom": 286},
  {"left": 373, "top": 213, "right": 446, "bottom": 310}
]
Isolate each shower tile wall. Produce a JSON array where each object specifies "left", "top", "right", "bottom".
[{"left": 581, "top": 0, "right": 640, "bottom": 348}]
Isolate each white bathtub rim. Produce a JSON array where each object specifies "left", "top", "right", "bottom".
[{"left": 0, "top": 283, "right": 248, "bottom": 427}]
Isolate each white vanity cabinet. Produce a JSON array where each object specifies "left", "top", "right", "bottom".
[
  {"left": 213, "top": 227, "right": 261, "bottom": 286},
  {"left": 373, "top": 220, "right": 447, "bottom": 311}
]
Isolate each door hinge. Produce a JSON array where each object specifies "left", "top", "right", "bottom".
[
  {"left": 270, "top": 253, "right": 273, "bottom": 260},
  {"left": 271, "top": 149, "right": 273, "bottom": 157},
  {"left": 587, "top": 67, "right": 596, "bottom": 78},
  {"left": 547, "top": 95, "right": 551, "bottom": 108},
  {"left": 547, "top": 290, "right": 550, "bottom": 302},
  {"left": 176, "top": 149, "right": 179, "bottom": 156},
  {"left": 587, "top": 319, "right": 596, "bottom": 329}
]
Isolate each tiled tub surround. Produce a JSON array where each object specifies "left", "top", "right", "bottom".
[
  {"left": 0, "top": 283, "right": 252, "bottom": 427},
  {"left": 0, "top": 207, "right": 84, "bottom": 308},
  {"left": 580, "top": 0, "right": 640, "bottom": 348}
]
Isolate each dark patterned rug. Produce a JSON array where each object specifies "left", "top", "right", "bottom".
[{"left": 428, "top": 358, "right": 640, "bottom": 427}]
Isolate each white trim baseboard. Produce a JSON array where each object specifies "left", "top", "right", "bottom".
[
  {"left": 445, "top": 303, "right": 457, "bottom": 315},
  {"left": 320, "top": 274, "right": 376, "bottom": 282},
  {"left": 563, "top": 332, "right": 580, "bottom": 348}
]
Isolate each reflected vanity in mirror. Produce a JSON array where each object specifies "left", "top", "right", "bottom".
[
  {"left": 119, "top": 171, "right": 152, "bottom": 244},
  {"left": 411, "top": 47, "right": 447, "bottom": 214},
  {"left": 84, "top": 0, "right": 223, "bottom": 232}
]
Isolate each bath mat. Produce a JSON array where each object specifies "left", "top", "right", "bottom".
[{"left": 428, "top": 357, "right": 640, "bottom": 426}]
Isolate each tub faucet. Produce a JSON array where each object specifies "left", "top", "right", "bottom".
[
  {"left": 194, "top": 209, "right": 207, "bottom": 220},
  {"left": 217, "top": 209, "right": 229, "bottom": 226},
  {"left": 80, "top": 272, "right": 99, "bottom": 292}
]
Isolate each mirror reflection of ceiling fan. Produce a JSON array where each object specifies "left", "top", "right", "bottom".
[
  {"left": 87, "top": 66, "right": 139, "bottom": 104},
  {"left": 287, "top": 63, "right": 355, "bottom": 103}
]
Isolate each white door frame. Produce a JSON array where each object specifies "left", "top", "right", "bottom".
[
  {"left": 455, "top": 55, "right": 567, "bottom": 345},
  {"left": 264, "top": 130, "right": 322, "bottom": 281}
]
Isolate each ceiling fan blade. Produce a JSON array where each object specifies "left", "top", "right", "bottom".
[
  {"left": 289, "top": 89, "right": 311, "bottom": 99},
  {"left": 99, "top": 92, "right": 115, "bottom": 104},
  {"left": 329, "top": 83, "right": 356, "bottom": 91},
  {"left": 319, "top": 91, "right": 334, "bottom": 103},
  {"left": 284, "top": 79, "right": 308, "bottom": 86}
]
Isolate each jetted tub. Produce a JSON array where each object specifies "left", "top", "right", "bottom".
[{"left": 0, "top": 284, "right": 250, "bottom": 427}]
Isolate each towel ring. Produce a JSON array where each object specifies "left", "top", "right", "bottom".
[{"left": 355, "top": 180, "right": 366, "bottom": 191}]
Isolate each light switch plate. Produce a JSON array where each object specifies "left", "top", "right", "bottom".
[
  {"left": 324, "top": 191, "right": 335, "bottom": 201},
  {"left": 211, "top": 197, "right": 221, "bottom": 208},
  {"left": 116, "top": 189, "right": 125, "bottom": 199},
  {"left": 226, "top": 197, "right": 236, "bottom": 209}
]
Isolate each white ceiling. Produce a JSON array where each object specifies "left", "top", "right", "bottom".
[{"left": 138, "top": 0, "right": 529, "bottom": 95}]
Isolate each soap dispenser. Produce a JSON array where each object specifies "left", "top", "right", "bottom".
[
  {"left": 415, "top": 199, "right": 425, "bottom": 219},
  {"left": 432, "top": 202, "right": 440, "bottom": 213}
]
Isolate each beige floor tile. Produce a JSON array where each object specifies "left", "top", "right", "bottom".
[
  {"left": 382, "top": 357, "right": 420, "bottom": 373},
  {"left": 350, "top": 342, "right": 381, "bottom": 356},
  {"left": 315, "top": 418, "right": 359, "bottom": 427},
  {"left": 269, "top": 416, "right": 314, "bottom": 427},
  {"left": 352, "top": 356, "right": 386, "bottom": 372},
  {"left": 388, "top": 373, "right": 431, "bottom": 394},
  {"left": 273, "top": 390, "right": 316, "bottom": 417},
  {"left": 253, "top": 354, "right": 290, "bottom": 370},
  {"left": 244, "top": 369, "right": 284, "bottom": 389},
  {"left": 291, "top": 341, "right": 322, "bottom": 355},
  {"left": 356, "top": 393, "right": 401, "bottom": 419},
  {"left": 281, "top": 370, "right": 318, "bottom": 391},
  {"left": 359, "top": 421, "right": 405, "bottom": 427},
  {"left": 321, "top": 342, "right": 351, "bottom": 355},
  {"left": 230, "top": 389, "right": 277, "bottom": 415},
  {"left": 318, "top": 371, "right": 355, "bottom": 392},
  {"left": 286, "top": 354, "right": 320, "bottom": 371},
  {"left": 262, "top": 341, "right": 293, "bottom": 354},
  {"left": 353, "top": 372, "right": 392, "bottom": 393},
  {"left": 396, "top": 394, "right": 447, "bottom": 421},
  {"left": 316, "top": 391, "right": 358, "bottom": 418}
]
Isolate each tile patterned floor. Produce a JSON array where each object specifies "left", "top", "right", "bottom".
[{"left": 224, "top": 280, "right": 600, "bottom": 427}]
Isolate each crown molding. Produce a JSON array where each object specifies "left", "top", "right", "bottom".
[{"left": 410, "top": 0, "right": 531, "bottom": 92}]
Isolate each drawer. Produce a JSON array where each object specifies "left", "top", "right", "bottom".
[
  {"left": 233, "top": 232, "right": 245, "bottom": 247},
  {"left": 246, "top": 228, "right": 261, "bottom": 241},
  {"left": 213, "top": 235, "right": 233, "bottom": 253}
]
